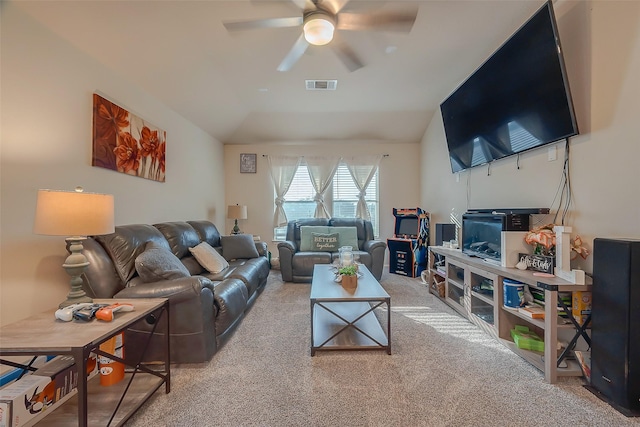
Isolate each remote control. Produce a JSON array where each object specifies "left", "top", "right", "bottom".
[
  {"left": 73, "top": 304, "right": 109, "bottom": 322},
  {"left": 95, "top": 303, "right": 134, "bottom": 322},
  {"left": 55, "top": 303, "right": 94, "bottom": 322}
]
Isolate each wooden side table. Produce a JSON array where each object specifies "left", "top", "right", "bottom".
[{"left": 0, "top": 298, "right": 170, "bottom": 426}]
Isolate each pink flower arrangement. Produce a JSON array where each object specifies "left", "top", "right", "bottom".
[{"left": 525, "top": 224, "right": 590, "bottom": 259}]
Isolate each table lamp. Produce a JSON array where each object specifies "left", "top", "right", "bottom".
[
  {"left": 227, "top": 204, "right": 247, "bottom": 234},
  {"left": 34, "top": 187, "right": 115, "bottom": 308}
]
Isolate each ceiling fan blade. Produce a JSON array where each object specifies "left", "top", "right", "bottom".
[
  {"left": 290, "top": 0, "right": 316, "bottom": 11},
  {"left": 320, "top": 0, "right": 351, "bottom": 15},
  {"left": 330, "top": 39, "right": 364, "bottom": 72},
  {"left": 277, "top": 34, "right": 310, "bottom": 72},
  {"left": 223, "top": 16, "right": 303, "bottom": 32},
  {"left": 336, "top": 8, "right": 418, "bottom": 32}
]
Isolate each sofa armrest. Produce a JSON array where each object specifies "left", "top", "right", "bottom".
[
  {"left": 115, "top": 275, "right": 217, "bottom": 364},
  {"left": 363, "top": 239, "right": 387, "bottom": 281},
  {"left": 363, "top": 239, "right": 386, "bottom": 253},
  {"left": 255, "top": 241, "right": 268, "bottom": 257},
  {"left": 114, "top": 276, "right": 214, "bottom": 303},
  {"left": 277, "top": 240, "right": 296, "bottom": 282}
]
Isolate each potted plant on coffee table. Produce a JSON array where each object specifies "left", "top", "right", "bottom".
[{"left": 338, "top": 265, "right": 358, "bottom": 290}]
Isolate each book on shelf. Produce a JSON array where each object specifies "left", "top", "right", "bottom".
[
  {"left": 518, "top": 305, "right": 545, "bottom": 319},
  {"left": 574, "top": 350, "right": 591, "bottom": 382}
]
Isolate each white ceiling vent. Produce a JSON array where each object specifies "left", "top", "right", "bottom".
[{"left": 305, "top": 80, "right": 337, "bottom": 91}]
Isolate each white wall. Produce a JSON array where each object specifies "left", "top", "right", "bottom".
[
  {"left": 420, "top": 0, "right": 640, "bottom": 274},
  {"left": 224, "top": 143, "right": 421, "bottom": 258},
  {"left": 0, "top": 4, "right": 225, "bottom": 325}
]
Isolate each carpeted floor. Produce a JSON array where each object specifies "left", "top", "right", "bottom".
[{"left": 127, "top": 271, "right": 640, "bottom": 426}]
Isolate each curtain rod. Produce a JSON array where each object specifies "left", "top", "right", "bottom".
[{"left": 261, "top": 154, "right": 389, "bottom": 157}]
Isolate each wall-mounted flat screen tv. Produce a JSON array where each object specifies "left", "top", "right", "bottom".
[{"left": 440, "top": 0, "right": 578, "bottom": 173}]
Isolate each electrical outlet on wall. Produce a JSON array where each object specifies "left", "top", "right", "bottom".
[{"left": 547, "top": 145, "right": 557, "bottom": 161}]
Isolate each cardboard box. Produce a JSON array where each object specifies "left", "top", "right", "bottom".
[
  {"left": 33, "top": 356, "right": 77, "bottom": 405},
  {"left": 519, "top": 305, "right": 545, "bottom": 319},
  {"left": 0, "top": 374, "right": 52, "bottom": 427},
  {"left": 0, "top": 353, "right": 99, "bottom": 427},
  {"left": 572, "top": 291, "right": 592, "bottom": 325}
]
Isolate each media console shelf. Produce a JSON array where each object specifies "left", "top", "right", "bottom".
[{"left": 428, "top": 246, "right": 592, "bottom": 384}]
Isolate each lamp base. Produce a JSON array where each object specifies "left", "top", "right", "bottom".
[
  {"left": 59, "top": 294, "right": 93, "bottom": 309},
  {"left": 232, "top": 219, "right": 241, "bottom": 235},
  {"left": 60, "top": 237, "right": 93, "bottom": 308}
]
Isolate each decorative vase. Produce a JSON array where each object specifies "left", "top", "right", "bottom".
[
  {"left": 339, "top": 246, "right": 354, "bottom": 266},
  {"left": 341, "top": 274, "right": 357, "bottom": 290}
]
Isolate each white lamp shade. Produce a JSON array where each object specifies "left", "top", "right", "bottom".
[
  {"left": 227, "top": 205, "right": 248, "bottom": 220},
  {"left": 34, "top": 189, "right": 115, "bottom": 236},
  {"left": 303, "top": 16, "right": 335, "bottom": 46}
]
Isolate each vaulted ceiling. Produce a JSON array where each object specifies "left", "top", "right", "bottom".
[{"left": 13, "top": 0, "right": 545, "bottom": 145}]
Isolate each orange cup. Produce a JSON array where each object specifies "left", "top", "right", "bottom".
[{"left": 98, "top": 332, "right": 125, "bottom": 386}]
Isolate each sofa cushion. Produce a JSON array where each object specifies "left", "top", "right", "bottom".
[
  {"left": 135, "top": 242, "right": 191, "bottom": 283},
  {"left": 181, "top": 256, "right": 206, "bottom": 275},
  {"left": 330, "top": 226, "right": 359, "bottom": 249},
  {"left": 310, "top": 232, "right": 340, "bottom": 252},
  {"left": 329, "top": 218, "right": 371, "bottom": 249},
  {"left": 188, "top": 220, "right": 222, "bottom": 248},
  {"left": 299, "top": 226, "right": 330, "bottom": 251},
  {"left": 154, "top": 222, "right": 201, "bottom": 258},
  {"left": 189, "top": 241, "right": 229, "bottom": 273},
  {"left": 96, "top": 224, "right": 170, "bottom": 284},
  {"left": 221, "top": 234, "right": 260, "bottom": 260}
]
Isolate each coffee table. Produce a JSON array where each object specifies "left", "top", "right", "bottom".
[{"left": 310, "top": 264, "right": 391, "bottom": 355}]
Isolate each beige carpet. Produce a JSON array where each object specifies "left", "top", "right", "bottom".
[{"left": 127, "top": 271, "right": 640, "bottom": 426}]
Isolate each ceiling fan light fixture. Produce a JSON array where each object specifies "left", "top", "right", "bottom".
[{"left": 303, "top": 14, "right": 335, "bottom": 46}]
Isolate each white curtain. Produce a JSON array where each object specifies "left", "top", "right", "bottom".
[
  {"left": 305, "top": 156, "right": 341, "bottom": 219},
  {"left": 267, "top": 155, "right": 301, "bottom": 227},
  {"left": 343, "top": 154, "right": 383, "bottom": 221}
]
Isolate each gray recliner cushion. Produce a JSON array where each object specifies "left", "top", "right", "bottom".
[
  {"left": 188, "top": 220, "right": 222, "bottom": 247},
  {"left": 154, "top": 222, "right": 201, "bottom": 258}
]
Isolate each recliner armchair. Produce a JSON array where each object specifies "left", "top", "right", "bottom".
[{"left": 277, "top": 218, "right": 386, "bottom": 282}]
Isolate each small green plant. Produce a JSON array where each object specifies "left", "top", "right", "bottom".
[{"left": 338, "top": 265, "right": 358, "bottom": 276}]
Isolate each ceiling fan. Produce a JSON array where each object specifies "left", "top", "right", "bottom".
[{"left": 223, "top": 0, "right": 418, "bottom": 72}]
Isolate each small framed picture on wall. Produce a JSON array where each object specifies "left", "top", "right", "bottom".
[{"left": 240, "top": 153, "right": 257, "bottom": 173}]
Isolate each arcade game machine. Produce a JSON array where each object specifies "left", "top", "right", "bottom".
[{"left": 387, "top": 208, "right": 430, "bottom": 277}]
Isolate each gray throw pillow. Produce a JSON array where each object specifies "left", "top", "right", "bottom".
[
  {"left": 135, "top": 243, "right": 191, "bottom": 283},
  {"left": 310, "top": 232, "right": 339, "bottom": 252},
  {"left": 221, "top": 234, "right": 260, "bottom": 260}
]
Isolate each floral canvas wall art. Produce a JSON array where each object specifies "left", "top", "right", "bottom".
[{"left": 92, "top": 94, "right": 166, "bottom": 182}]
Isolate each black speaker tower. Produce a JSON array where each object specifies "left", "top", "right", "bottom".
[{"left": 588, "top": 238, "right": 640, "bottom": 416}]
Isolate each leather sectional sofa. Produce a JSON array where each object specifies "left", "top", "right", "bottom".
[
  {"left": 80, "top": 220, "right": 269, "bottom": 364},
  {"left": 277, "top": 218, "right": 386, "bottom": 282}
]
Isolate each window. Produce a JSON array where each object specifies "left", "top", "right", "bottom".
[
  {"left": 332, "top": 164, "right": 379, "bottom": 237},
  {"left": 273, "top": 164, "right": 315, "bottom": 240},
  {"left": 273, "top": 161, "right": 380, "bottom": 240}
]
